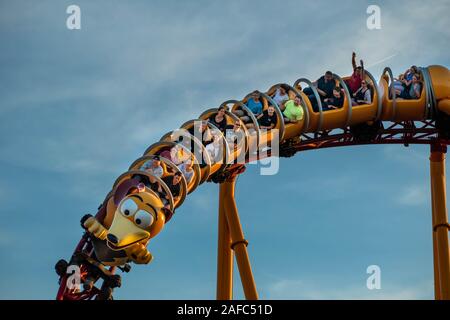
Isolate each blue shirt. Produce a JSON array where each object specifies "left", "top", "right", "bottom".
[
  {"left": 246, "top": 98, "right": 263, "bottom": 115},
  {"left": 405, "top": 72, "right": 414, "bottom": 81}
]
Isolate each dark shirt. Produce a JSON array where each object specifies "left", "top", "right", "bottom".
[
  {"left": 137, "top": 175, "right": 160, "bottom": 195},
  {"left": 258, "top": 110, "right": 278, "bottom": 128},
  {"left": 189, "top": 126, "right": 213, "bottom": 146},
  {"left": 162, "top": 176, "right": 181, "bottom": 198},
  {"left": 209, "top": 114, "right": 227, "bottom": 132},
  {"left": 317, "top": 76, "right": 335, "bottom": 99},
  {"left": 325, "top": 95, "right": 344, "bottom": 108},
  {"left": 355, "top": 87, "right": 368, "bottom": 102}
]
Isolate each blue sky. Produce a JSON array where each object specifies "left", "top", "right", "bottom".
[{"left": 0, "top": 0, "right": 449, "bottom": 299}]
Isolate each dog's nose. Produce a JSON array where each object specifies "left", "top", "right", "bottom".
[{"left": 107, "top": 234, "right": 118, "bottom": 244}]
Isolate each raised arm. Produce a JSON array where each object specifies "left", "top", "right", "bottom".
[
  {"left": 360, "top": 59, "right": 365, "bottom": 78},
  {"left": 352, "top": 52, "right": 357, "bottom": 70}
]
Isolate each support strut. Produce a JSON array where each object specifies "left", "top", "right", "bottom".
[
  {"left": 430, "top": 143, "right": 450, "bottom": 299},
  {"left": 216, "top": 186, "right": 234, "bottom": 299},
  {"left": 217, "top": 177, "right": 258, "bottom": 300}
]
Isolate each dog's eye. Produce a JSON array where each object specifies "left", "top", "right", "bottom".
[
  {"left": 134, "top": 210, "right": 154, "bottom": 229},
  {"left": 120, "top": 199, "right": 138, "bottom": 217}
]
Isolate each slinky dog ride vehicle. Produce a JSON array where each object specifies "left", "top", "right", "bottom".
[{"left": 56, "top": 65, "right": 450, "bottom": 300}]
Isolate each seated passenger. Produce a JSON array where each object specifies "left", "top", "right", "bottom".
[
  {"left": 393, "top": 74, "right": 406, "bottom": 96},
  {"left": 246, "top": 91, "right": 263, "bottom": 115},
  {"left": 283, "top": 96, "right": 304, "bottom": 123},
  {"left": 131, "top": 173, "right": 156, "bottom": 190},
  {"left": 178, "top": 160, "right": 194, "bottom": 184},
  {"left": 224, "top": 121, "right": 244, "bottom": 149},
  {"left": 250, "top": 105, "right": 278, "bottom": 130},
  {"left": 209, "top": 106, "right": 227, "bottom": 132},
  {"left": 344, "top": 52, "right": 364, "bottom": 95},
  {"left": 272, "top": 86, "right": 289, "bottom": 109},
  {"left": 399, "top": 74, "right": 422, "bottom": 100},
  {"left": 140, "top": 156, "right": 164, "bottom": 181},
  {"left": 159, "top": 172, "right": 183, "bottom": 209},
  {"left": 233, "top": 91, "right": 264, "bottom": 128},
  {"left": 205, "top": 133, "right": 222, "bottom": 163},
  {"left": 402, "top": 66, "right": 419, "bottom": 90},
  {"left": 351, "top": 80, "right": 372, "bottom": 106},
  {"left": 192, "top": 121, "right": 213, "bottom": 146},
  {"left": 303, "top": 71, "right": 335, "bottom": 111},
  {"left": 323, "top": 87, "right": 344, "bottom": 110},
  {"left": 170, "top": 144, "right": 191, "bottom": 165}
]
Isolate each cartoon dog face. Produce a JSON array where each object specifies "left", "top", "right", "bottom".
[{"left": 106, "top": 190, "right": 166, "bottom": 251}]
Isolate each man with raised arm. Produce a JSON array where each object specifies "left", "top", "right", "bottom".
[{"left": 345, "top": 52, "right": 365, "bottom": 95}]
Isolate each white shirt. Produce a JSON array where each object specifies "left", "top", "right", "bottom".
[
  {"left": 273, "top": 88, "right": 289, "bottom": 106},
  {"left": 140, "top": 160, "right": 164, "bottom": 178}
]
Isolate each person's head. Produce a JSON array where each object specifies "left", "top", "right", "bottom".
[
  {"left": 333, "top": 87, "right": 342, "bottom": 98},
  {"left": 233, "top": 120, "right": 241, "bottom": 131},
  {"left": 355, "top": 66, "right": 363, "bottom": 76},
  {"left": 267, "top": 105, "right": 275, "bottom": 115},
  {"left": 361, "top": 80, "right": 367, "bottom": 88},
  {"left": 252, "top": 91, "right": 260, "bottom": 101},
  {"left": 279, "top": 86, "right": 286, "bottom": 95},
  {"left": 411, "top": 65, "right": 418, "bottom": 74},
  {"left": 152, "top": 156, "right": 161, "bottom": 167},
  {"left": 412, "top": 74, "right": 420, "bottom": 83},
  {"left": 173, "top": 172, "right": 183, "bottom": 184},
  {"left": 325, "top": 71, "right": 333, "bottom": 82},
  {"left": 294, "top": 96, "right": 302, "bottom": 106},
  {"left": 217, "top": 106, "right": 226, "bottom": 117}
]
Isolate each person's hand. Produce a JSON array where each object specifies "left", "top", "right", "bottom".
[{"left": 352, "top": 52, "right": 356, "bottom": 58}]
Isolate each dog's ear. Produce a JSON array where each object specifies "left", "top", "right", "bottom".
[
  {"left": 113, "top": 177, "right": 140, "bottom": 206},
  {"left": 161, "top": 207, "right": 174, "bottom": 223}
]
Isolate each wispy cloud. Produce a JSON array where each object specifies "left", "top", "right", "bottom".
[
  {"left": 365, "top": 53, "right": 398, "bottom": 69},
  {"left": 397, "top": 185, "right": 429, "bottom": 206}
]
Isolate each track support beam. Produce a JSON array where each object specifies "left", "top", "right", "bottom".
[
  {"left": 216, "top": 186, "right": 234, "bottom": 299},
  {"left": 217, "top": 177, "right": 258, "bottom": 300},
  {"left": 430, "top": 143, "right": 450, "bottom": 300}
]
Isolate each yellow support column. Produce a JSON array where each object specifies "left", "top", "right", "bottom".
[
  {"left": 430, "top": 143, "right": 450, "bottom": 300},
  {"left": 431, "top": 176, "right": 441, "bottom": 299},
  {"left": 217, "top": 184, "right": 234, "bottom": 300},
  {"left": 221, "top": 177, "right": 258, "bottom": 300}
]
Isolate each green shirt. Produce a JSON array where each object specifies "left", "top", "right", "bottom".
[{"left": 283, "top": 100, "right": 304, "bottom": 121}]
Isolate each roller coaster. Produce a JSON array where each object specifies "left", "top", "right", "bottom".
[{"left": 55, "top": 64, "right": 450, "bottom": 300}]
